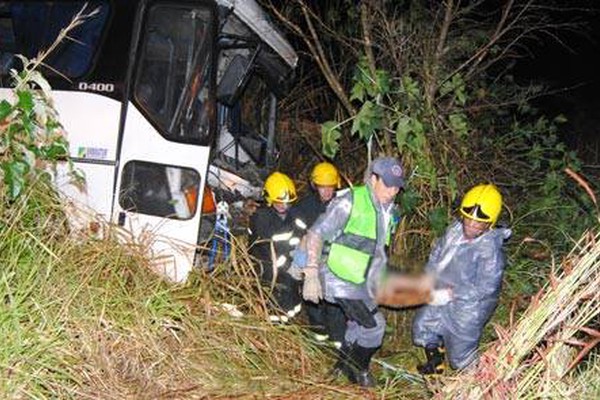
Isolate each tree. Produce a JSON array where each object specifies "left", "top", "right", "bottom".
[{"left": 267, "top": 0, "right": 597, "bottom": 252}]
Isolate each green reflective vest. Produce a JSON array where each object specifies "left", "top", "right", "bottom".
[{"left": 327, "top": 186, "right": 390, "bottom": 284}]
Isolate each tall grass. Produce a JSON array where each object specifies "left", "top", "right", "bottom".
[
  {"left": 0, "top": 179, "right": 431, "bottom": 399},
  {"left": 437, "top": 229, "right": 600, "bottom": 399}
]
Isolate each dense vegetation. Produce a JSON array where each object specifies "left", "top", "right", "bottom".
[
  {"left": 267, "top": 0, "right": 599, "bottom": 302},
  {"left": 265, "top": 0, "right": 600, "bottom": 396}
]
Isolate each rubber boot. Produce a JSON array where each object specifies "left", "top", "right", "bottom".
[
  {"left": 348, "top": 345, "right": 378, "bottom": 387},
  {"left": 324, "top": 302, "right": 346, "bottom": 348},
  {"left": 417, "top": 345, "right": 446, "bottom": 375},
  {"left": 329, "top": 341, "right": 354, "bottom": 381}
]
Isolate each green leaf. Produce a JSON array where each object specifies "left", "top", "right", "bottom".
[
  {"left": 351, "top": 59, "right": 371, "bottom": 101},
  {"left": 407, "top": 128, "right": 425, "bottom": 151},
  {"left": 2, "top": 161, "right": 28, "bottom": 200},
  {"left": 441, "top": 74, "right": 467, "bottom": 105},
  {"left": 374, "top": 69, "right": 391, "bottom": 96},
  {"left": 17, "top": 90, "right": 34, "bottom": 113},
  {"left": 350, "top": 80, "right": 366, "bottom": 102},
  {"left": 440, "top": 80, "right": 453, "bottom": 97},
  {"left": 42, "top": 138, "right": 69, "bottom": 160},
  {"left": 399, "top": 188, "right": 420, "bottom": 216},
  {"left": 321, "top": 121, "right": 341, "bottom": 158},
  {"left": 21, "top": 112, "right": 34, "bottom": 137},
  {"left": 46, "top": 119, "right": 60, "bottom": 130},
  {"left": 351, "top": 101, "right": 382, "bottom": 140},
  {"left": 402, "top": 76, "right": 420, "bottom": 101},
  {"left": 0, "top": 100, "right": 12, "bottom": 120},
  {"left": 395, "top": 116, "right": 412, "bottom": 149},
  {"left": 448, "top": 172, "right": 458, "bottom": 202},
  {"left": 448, "top": 113, "right": 469, "bottom": 138},
  {"left": 411, "top": 118, "right": 424, "bottom": 135},
  {"left": 455, "top": 87, "right": 467, "bottom": 106}
]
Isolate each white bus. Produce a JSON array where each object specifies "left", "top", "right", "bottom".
[{"left": 0, "top": 0, "right": 297, "bottom": 281}]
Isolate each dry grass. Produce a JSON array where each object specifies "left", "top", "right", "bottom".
[
  {"left": 5, "top": 178, "right": 599, "bottom": 399},
  {"left": 0, "top": 181, "right": 428, "bottom": 399},
  {"left": 437, "top": 230, "right": 600, "bottom": 399},
  {"left": 9, "top": 179, "right": 600, "bottom": 399}
]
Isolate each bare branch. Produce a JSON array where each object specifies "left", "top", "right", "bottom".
[
  {"left": 360, "top": 0, "right": 377, "bottom": 78},
  {"left": 427, "top": 0, "right": 457, "bottom": 103},
  {"left": 298, "top": 2, "right": 356, "bottom": 116}
]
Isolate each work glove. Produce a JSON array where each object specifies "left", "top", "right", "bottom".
[
  {"left": 335, "top": 298, "right": 377, "bottom": 329},
  {"left": 429, "top": 288, "right": 453, "bottom": 306},
  {"left": 287, "top": 265, "right": 303, "bottom": 281},
  {"left": 302, "top": 266, "right": 322, "bottom": 304}
]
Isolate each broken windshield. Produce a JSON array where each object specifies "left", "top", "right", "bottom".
[{"left": 134, "top": 4, "right": 214, "bottom": 145}]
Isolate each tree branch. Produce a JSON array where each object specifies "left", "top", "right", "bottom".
[
  {"left": 299, "top": 2, "right": 356, "bottom": 116},
  {"left": 426, "top": 0, "right": 456, "bottom": 104}
]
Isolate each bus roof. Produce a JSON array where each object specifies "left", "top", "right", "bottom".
[{"left": 216, "top": 0, "right": 298, "bottom": 69}]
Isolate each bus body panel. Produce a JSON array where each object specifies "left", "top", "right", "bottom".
[
  {"left": 53, "top": 90, "right": 121, "bottom": 162},
  {"left": 113, "top": 101, "right": 211, "bottom": 281}
]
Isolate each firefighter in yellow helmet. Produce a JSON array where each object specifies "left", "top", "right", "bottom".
[
  {"left": 248, "top": 172, "right": 302, "bottom": 323},
  {"left": 412, "top": 184, "right": 511, "bottom": 374},
  {"left": 288, "top": 162, "right": 346, "bottom": 347},
  {"left": 290, "top": 162, "right": 341, "bottom": 232}
]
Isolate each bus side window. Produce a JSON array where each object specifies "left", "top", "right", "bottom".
[
  {"left": 136, "top": 32, "right": 174, "bottom": 120},
  {"left": 0, "top": 2, "right": 109, "bottom": 79},
  {"left": 119, "top": 161, "right": 200, "bottom": 220},
  {"left": 0, "top": 4, "right": 14, "bottom": 76}
]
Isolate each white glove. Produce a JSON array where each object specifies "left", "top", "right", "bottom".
[
  {"left": 302, "top": 266, "right": 322, "bottom": 304},
  {"left": 287, "top": 265, "right": 303, "bottom": 281},
  {"left": 429, "top": 288, "right": 453, "bottom": 306}
]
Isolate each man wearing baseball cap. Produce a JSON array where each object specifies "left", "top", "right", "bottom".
[{"left": 300, "top": 155, "right": 404, "bottom": 387}]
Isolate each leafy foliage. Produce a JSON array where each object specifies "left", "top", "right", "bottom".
[
  {"left": 321, "top": 120, "right": 342, "bottom": 158},
  {"left": 0, "top": 57, "right": 79, "bottom": 202},
  {"left": 288, "top": 0, "right": 598, "bottom": 263}
]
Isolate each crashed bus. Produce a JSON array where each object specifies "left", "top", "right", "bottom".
[{"left": 0, "top": 0, "right": 298, "bottom": 281}]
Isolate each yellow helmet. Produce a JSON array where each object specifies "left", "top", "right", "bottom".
[
  {"left": 263, "top": 172, "right": 297, "bottom": 205},
  {"left": 311, "top": 162, "right": 341, "bottom": 188},
  {"left": 459, "top": 184, "right": 502, "bottom": 226}
]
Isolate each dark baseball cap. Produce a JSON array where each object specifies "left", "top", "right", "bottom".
[{"left": 371, "top": 156, "right": 405, "bottom": 188}]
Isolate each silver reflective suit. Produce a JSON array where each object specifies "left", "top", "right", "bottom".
[
  {"left": 309, "top": 183, "right": 395, "bottom": 348},
  {"left": 412, "top": 220, "right": 511, "bottom": 369}
]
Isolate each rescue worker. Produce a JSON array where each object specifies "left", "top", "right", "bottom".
[
  {"left": 288, "top": 162, "right": 346, "bottom": 347},
  {"left": 248, "top": 172, "right": 302, "bottom": 323},
  {"left": 301, "top": 156, "right": 405, "bottom": 387},
  {"left": 412, "top": 184, "right": 511, "bottom": 374}
]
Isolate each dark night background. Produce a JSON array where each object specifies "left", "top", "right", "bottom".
[
  {"left": 512, "top": 1, "right": 600, "bottom": 164},
  {"left": 281, "top": 0, "right": 600, "bottom": 165}
]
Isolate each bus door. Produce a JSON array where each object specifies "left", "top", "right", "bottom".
[{"left": 112, "top": 1, "right": 217, "bottom": 282}]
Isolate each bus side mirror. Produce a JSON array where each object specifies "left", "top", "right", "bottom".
[{"left": 217, "top": 55, "right": 251, "bottom": 107}]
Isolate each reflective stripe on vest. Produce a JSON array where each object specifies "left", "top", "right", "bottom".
[{"left": 327, "top": 186, "right": 377, "bottom": 284}]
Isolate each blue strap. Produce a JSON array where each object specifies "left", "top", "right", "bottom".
[{"left": 207, "top": 215, "right": 230, "bottom": 272}]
